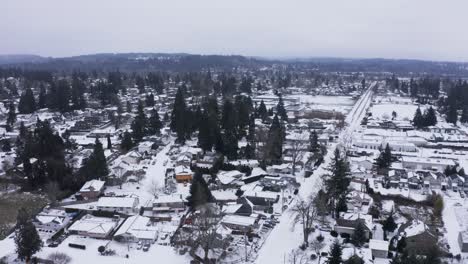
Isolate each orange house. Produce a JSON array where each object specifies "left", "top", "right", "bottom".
[{"left": 175, "top": 166, "right": 193, "bottom": 183}]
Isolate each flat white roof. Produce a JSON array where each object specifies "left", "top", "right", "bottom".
[
  {"left": 79, "top": 179, "right": 105, "bottom": 192},
  {"left": 97, "top": 196, "right": 138, "bottom": 208},
  {"left": 221, "top": 215, "right": 256, "bottom": 227},
  {"left": 369, "top": 239, "right": 389, "bottom": 251}
]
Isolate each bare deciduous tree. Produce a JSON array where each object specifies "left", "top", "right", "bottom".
[
  {"left": 147, "top": 179, "right": 162, "bottom": 198},
  {"left": 289, "top": 134, "right": 307, "bottom": 175},
  {"left": 292, "top": 195, "right": 317, "bottom": 247},
  {"left": 48, "top": 252, "right": 71, "bottom": 264},
  {"left": 288, "top": 249, "right": 308, "bottom": 264},
  {"left": 190, "top": 205, "right": 223, "bottom": 263},
  {"left": 310, "top": 239, "right": 325, "bottom": 263}
]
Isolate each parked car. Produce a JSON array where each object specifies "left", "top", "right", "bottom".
[
  {"left": 137, "top": 241, "right": 143, "bottom": 250},
  {"left": 142, "top": 243, "right": 150, "bottom": 252}
]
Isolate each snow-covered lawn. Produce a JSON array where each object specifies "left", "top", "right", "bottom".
[{"left": 370, "top": 103, "right": 427, "bottom": 121}]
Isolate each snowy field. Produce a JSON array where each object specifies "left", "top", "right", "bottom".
[
  {"left": 370, "top": 103, "right": 427, "bottom": 121},
  {"left": 288, "top": 95, "right": 356, "bottom": 114}
]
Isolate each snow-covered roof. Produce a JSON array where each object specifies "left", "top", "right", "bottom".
[
  {"left": 79, "top": 179, "right": 105, "bottom": 192},
  {"left": 114, "top": 215, "right": 158, "bottom": 240},
  {"left": 68, "top": 215, "right": 117, "bottom": 234},
  {"left": 221, "top": 215, "right": 256, "bottom": 227},
  {"left": 217, "top": 170, "right": 244, "bottom": 185},
  {"left": 97, "top": 196, "right": 138, "bottom": 208},
  {"left": 402, "top": 156, "right": 455, "bottom": 166},
  {"left": 369, "top": 239, "right": 389, "bottom": 251},
  {"left": 212, "top": 190, "right": 238, "bottom": 201},
  {"left": 153, "top": 195, "right": 185, "bottom": 204},
  {"left": 244, "top": 190, "right": 279, "bottom": 200}
]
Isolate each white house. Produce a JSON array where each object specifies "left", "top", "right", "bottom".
[
  {"left": 369, "top": 239, "right": 389, "bottom": 258},
  {"left": 96, "top": 196, "right": 139, "bottom": 215},
  {"left": 33, "top": 208, "right": 72, "bottom": 235},
  {"left": 114, "top": 215, "right": 158, "bottom": 243},
  {"left": 68, "top": 214, "right": 120, "bottom": 239}
]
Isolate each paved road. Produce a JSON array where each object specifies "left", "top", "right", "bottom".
[{"left": 254, "top": 83, "right": 376, "bottom": 264}]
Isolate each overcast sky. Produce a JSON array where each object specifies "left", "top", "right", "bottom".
[{"left": 2, "top": 0, "right": 468, "bottom": 61}]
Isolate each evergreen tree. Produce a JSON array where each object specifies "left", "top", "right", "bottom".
[
  {"left": 1, "top": 139, "right": 11, "bottom": 152},
  {"left": 221, "top": 99, "right": 238, "bottom": 136},
  {"left": 265, "top": 115, "right": 284, "bottom": 164},
  {"left": 244, "top": 143, "right": 255, "bottom": 159},
  {"left": 147, "top": 108, "right": 162, "bottom": 135},
  {"left": 50, "top": 79, "right": 71, "bottom": 113},
  {"left": 412, "top": 107, "right": 423, "bottom": 128},
  {"left": 136, "top": 75, "right": 145, "bottom": 94},
  {"left": 146, "top": 93, "right": 155, "bottom": 107},
  {"left": 325, "top": 148, "right": 350, "bottom": 217},
  {"left": 376, "top": 143, "right": 392, "bottom": 169},
  {"left": 382, "top": 211, "right": 398, "bottom": 239},
  {"left": 352, "top": 220, "right": 367, "bottom": 247},
  {"left": 257, "top": 100, "right": 268, "bottom": 121},
  {"left": 126, "top": 101, "right": 132, "bottom": 113},
  {"left": 423, "top": 246, "right": 441, "bottom": 264},
  {"left": 327, "top": 240, "right": 343, "bottom": 264},
  {"left": 18, "top": 88, "right": 36, "bottom": 114},
  {"left": 247, "top": 114, "right": 256, "bottom": 143},
  {"left": 38, "top": 83, "right": 47, "bottom": 109},
  {"left": 6, "top": 101, "right": 16, "bottom": 132},
  {"left": 120, "top": 131, "right": 134, "bottom": 152},
  {"left": 424, "top": 106, "right": 437, "bottom": 126},
  {"left": 446, "top": 102, "right": 458, "bottom": 125},
  {"left": 396, "top": 236, "right": 406, "bottom": 253},
  {"left": 310, "top": 130, "right": 319, "bottom": 152},
  {"left": 186, "top": 172, "right": 214, "bottom": 211},
  {"left": 131, "top": 100, "right": 147, "bottom": 142},
  {"left": 170, "top": 87, "right": 188, "bottom": 143},
  {"left": 71, "top": 74, "right": 86, "bottom": 110},
  {"left": 14, "top": 208, "right": 42, "bottom": 262},
  {"left": 461, "top": 107, "right": 468, "bottom": 123},
  {"left": 234, "top": 95, "right": 252, "bottom": 138},
  {"left": 106, "top": 134, "right": 112, "bottom": 149},
  {"left": 198, "top": 111, "right": 214, "bottom": 152},
  {"left": 239, "top": 77, "right": 252, "bottom": 94},
  {"left": 222, "top": 131, "right": 238, "bottom": 160},
  {"left": 276, "top": 96, "right": 288, "bottom": 121},
  {"left": 335, "top": 195, "right": 348, "bottom": 218},
  {"left": 80, "top": 138, "right": 108, "bottom": 180},
  {"left": 345, "top": 255, "right": 364, "bottom": 264}
]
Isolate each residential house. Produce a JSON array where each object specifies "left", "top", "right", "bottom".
[
  {"left": 122, "top": 151, "right": 143, "bottom": 164},
  {"left": 334, "top": 213, "right": 373, "bottom": 239},
  {"left": 153, "top": 195, "right": 186, "bottom": 214},
  {"left": 76, "top": 180, "right": 105, "bottom": 200},
  {"left": 67, "top": 214, "right": 120, "bottom": 239},
  {"left": 114, "top": 215, "right": 158, "bottom": 243},
  {"left": 459, "top": 231, "right": 468, "bottom": 252},
  {"left": 174, "top": 166, "right": 193, "bottom": 183},
  {"left": 369, "top": 239, "right": 389, "bottom": 259},
  {"left": 447, "top": 174, "right": 465, "bottom": 192},
  {"left": 96, "top": 196, "right": 139, "bottom": 215},
  {"left": 33, "top": 208, "right": 73, "bottom": 235},
  {"left": 220, "top": 215, "right": 258, "bottom": 233}
]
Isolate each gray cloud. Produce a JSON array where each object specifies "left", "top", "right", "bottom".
[{"left": 2, "top": 0, "right": 468, "bottom": 61}]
